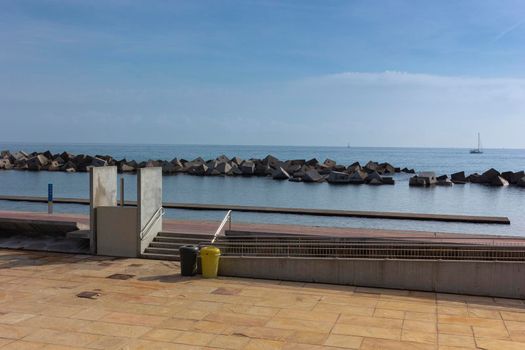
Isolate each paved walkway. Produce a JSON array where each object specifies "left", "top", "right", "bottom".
[{"left": 0, "top": 249, "right": 524, "bottom": 349}]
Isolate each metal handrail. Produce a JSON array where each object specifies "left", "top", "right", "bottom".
[
  {"left": 211, "top": 210, "right": 232, "bottom": 244},
  {"left": 140, "top": 207, "right": 165, "bottom": 240}
]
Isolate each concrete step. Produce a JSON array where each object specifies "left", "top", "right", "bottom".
[
  {"left": 157, "top": 231, "right": 213, "bottom": 239},
  {"left": 144, "top": 247, "right": 182, "bottom": 255},
  {"left": 141, "top": 252, "right": 180, "bottom": 261},
  {"left": 149, "top": 242, "right": 190, "bottom": 249},
  {"left": 153, "top": 236, "right": 211, "bottom": 244}
]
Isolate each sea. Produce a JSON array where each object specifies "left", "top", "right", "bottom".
[{"left": 0, "top": 143, "right": 524, "bottom": 236}]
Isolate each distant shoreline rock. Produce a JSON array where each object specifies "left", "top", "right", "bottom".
[{"left": 1, "top": 149, "right": 524, "bottom": 188}]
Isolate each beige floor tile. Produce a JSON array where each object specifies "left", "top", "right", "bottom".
[
  {"left": 100, "top": 311, "right": 167, "bottom": 327},
  {"left": 438, "top": 323, "right": 473, "bottom": 336},
  {"left": 141, "top": 328, "right": 182, "bottom": 342},
  {"left": 1, "top": 340, "right": 46, "bottom": 349},
  {"left": 405, "top": 311, "right": 436, "bottom": 321},
  {"left": 158, "top": 318, "right": 197, "bottom": 331},
  {"left": 275, "top": 309, "right": 339, "bottom": 323},
  {"left": 374, "top": 308, "right": 405, "bottom": 319},
  {"left": 472, "top": 325, "right": 509, "bottom": 339},
  {"left": 338, "top": 314, "right": 403, "bottom": 329},
  {"left": 403, "top": 320, "right": 437, "bottom": 333},
  {"left": 81, "top": 321, "right": 151, "bottom": 338},
  {"left": 467, "top": 308, "right": 501, "bottom": 319},
  {"left": 23, "top": 328, "right": 100, "bottom": 347},
  {"left": 0, "top": 323, "right": 33, "bottom": 339},
  {"left": 70, "top": 308, "right": 110, "bottom": 321},
  {"left": 265, "top": 317, "right": 334, "bottom": 333},
  {"left": 284, "top": 330, "right": 328, "bottom": 345},
  {"left": 190, "top": 319, "right": 229, "bottom": 334},
  {"left": 323, "top": 334, "right": 362, "bottom": 349},
  {"left": 332, "top": 323, "right": 401, "bottom": 340},
  {"left": 438, "top": 334, "right": 476, "bottom": 348},
  {"left": 360, "top": 338, "right": 437, "bottom": 350},
  {"left": 402, "top": 329, "right": 437, "bottom": 344},
  {"left": 475, "top": 338, "right": 525, "bottom": 350},
  {"left": 86, "top": 335, "right": 130, "bottom": 350},
  {"left": 173, "top": 330, "right": 215, "bottom": 346},
  {"left": 313, "top": 302, "right": 374, "bottom": 316},
  {"left": 0, "top": 312, "right": 34, "bottom": 324},
  {"left": 19, "top": 315, "right": 91, "bottom": 332},
  {"left": 229, "top": 326, "right": 293, "bottom": 341},
  {"left": 205, "top": 312, "right": 270, "bottom": 327},
  {"left": 244, "top": 338, "right": 285, "bottom": 350},
  {"left": 207, "top": 334, "right": 250, "bottom": 349},
  {"left": 502, "top": 311, "right": 525, "bottom": 322}
]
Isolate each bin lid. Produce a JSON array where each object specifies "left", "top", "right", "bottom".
[{"left": 200, "top": 246, "right": 221, "bottom": 256}]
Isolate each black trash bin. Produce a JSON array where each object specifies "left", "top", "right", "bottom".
[{"left": 179, "top": 245, "right": 199, "bottom": 276}]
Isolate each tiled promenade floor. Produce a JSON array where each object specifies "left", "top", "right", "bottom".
[{"left": 0, "top": 250, "right": 524, "bottom": 349}]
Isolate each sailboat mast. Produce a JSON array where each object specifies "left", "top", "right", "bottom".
[{"left": 478, "top": 133, "right": 480, "bottom": 151}]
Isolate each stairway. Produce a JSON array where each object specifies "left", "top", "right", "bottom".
[{"left": 141, "top": 231, "right": 214, "bottom": 261}]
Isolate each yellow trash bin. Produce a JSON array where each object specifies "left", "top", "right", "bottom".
[{"left": 200, "top": 246, "right": 221, "bottom": 278}]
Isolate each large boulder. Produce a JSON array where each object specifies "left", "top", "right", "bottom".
[
  {"left": 303, "top": 169, "right": 323, "bottom": 183},
  {"left": 216, "top": 162, "right": 232, "bottom": 175},
  {"left": 364, "top": 161, "right": 379, "bottom": 173},
  {"left": 349, "top": 170, "right": 367, "bottom": 184},
  {"left": 188, "top": 164, "right": 208, "bottom": 175},
  {"left": 517, "top": 177, "right": 525, "bottom": 188},
  {"left": 0, "top": 159, "right": 12, "bottom": 170},
  {"left": 47, "top": 161, "right": 61, "bottom": 171},
  {"left": 510, "top": 171, "right": 525, "bottom": 185},
  {"left": 489, "top": 176, "right": 509, "bottom": 187},
  {"left": 378, "top": 163, "right": 395, "bottom": 174},
  {"left": 0, "top": 150, "right": 11, "bottom": 159},
  {"left": 347, "top": 162, "right": 362, "bottom": 173},
  {"left": 231, "top": 156, "right": 243, "bottom": 166},
  {"left": 13, "top": 151, "right": 28, "bottom": 161},
  {"left": 240, "top": 160, "right": 255, "bottom": 175},
  {"left": 120, "top": 163, "right": 135, "bottom": 172},
  {"left": 216, "top": 155, "right": 230, "bottom": 163},
  {"left": 91, "top": 157, "right": 107, "bottom": 167},
  {"left": 305, "top": 158, "right": 319, "bottom": 167},
  {"left": 323, "top": 159, "right": 336, "bottom": 168},
  {"left": 162, "top": 162, "right": 179, "bottom": 174},
  {"left": 27, "top": 154, "right": 49, "bottom": 171},
  {"left": 468, "top": 173, "right": 483, "bottom": 183},
  {"left": 327, "top": 171, "right": 350, "bottom": 184},
  {"left": 272, "top": 167, "right": 290, "bottom": 180},
  {"left": 501, "top": 171, "right": 514, "bottom": 183},
  {"left": 437, "top": 179, "right": 454, "bottom": 186},
  {"left": 382, "top": 177, "right": 395, "bottom": 185},
  {"left": 61, "top": 161, "right": 76, "bottom": 172},
  {"left": 262, "top": 155, "right": 280, "bottom": 168},
  {"left": 365, "top": 171, "right": 383, "bottom": 184},
  {"left": 409, "top": 172, "right": 437, "bottom": 187},
  {"left": 479, "top": 168, "right": 500, "bottom": 183},
  {"left": 451, "top": 171, "right": 467, "bottom": 184}
]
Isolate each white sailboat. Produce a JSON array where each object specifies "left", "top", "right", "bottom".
[{"left": 470, "top": 133, "right": 483, "bottom": 154}]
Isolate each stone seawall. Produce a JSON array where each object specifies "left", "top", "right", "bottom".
[{"left": 1, "top": 150, "right": 524, "bottom": 187}]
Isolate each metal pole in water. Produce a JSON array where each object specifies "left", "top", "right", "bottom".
[
  {"left": 47, "top": 183, "right": 53, "bottom": 214},
  {"left": 120, "top": 177, "right": 125, "bottom": 207}
]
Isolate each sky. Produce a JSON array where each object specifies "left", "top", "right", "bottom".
[{"left": 1, "top": 0, "right": 525, "bottom": 148}]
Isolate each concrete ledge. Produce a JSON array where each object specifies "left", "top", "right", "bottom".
[
  {"left": 218, "top": 256, "right": 525, "bottom": 299},
  {"left": 0, "top": 218, "right": 83, "bottom": 237},
  {"left": 0, "top": 195, "right": 511, "bottom": 224}
]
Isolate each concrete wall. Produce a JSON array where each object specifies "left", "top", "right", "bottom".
[
  {"left": 218, "top": 257, "right": 525, "bottom": 299},
  {"left": 96, "top": 207, "right": 138, "bottom": 257},
  {"left": 137, "top": 167, "right": 162, "bottom": 254},
  {"left": 89, "top": 166, "right": 117, "bottom": 254}
]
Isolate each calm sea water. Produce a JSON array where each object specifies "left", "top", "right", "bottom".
[{"left": 0, "top": 143, "right": 524, "bottom": 236}]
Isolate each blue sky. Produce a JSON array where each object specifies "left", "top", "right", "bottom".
[{"left": 1, "top": 0, "right": 524, "bottom": 147}]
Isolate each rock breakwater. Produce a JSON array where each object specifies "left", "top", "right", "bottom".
[{"left": 0, "top": 150, "right": 524, "bottom": 187}]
